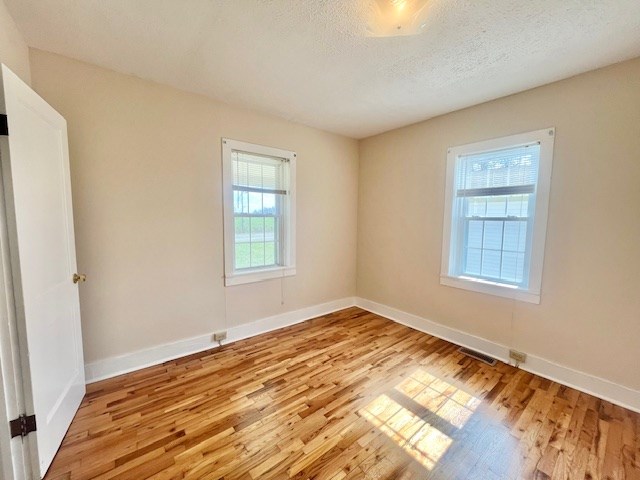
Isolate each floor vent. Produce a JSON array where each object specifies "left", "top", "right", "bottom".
[{"left": 458, "top": 347, "right": 497, "bottom": 366}]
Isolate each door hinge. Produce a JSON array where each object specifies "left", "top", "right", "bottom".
[
  {"left": 9, "top": 414, "right": 36, "bottom": 439},
  {"left": 0, "top": 114, "right": 7, "bottom": 136}
]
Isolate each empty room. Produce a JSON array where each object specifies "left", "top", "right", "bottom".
[{"left": 0, "top": 1, "right": 639, "bottom": 479}]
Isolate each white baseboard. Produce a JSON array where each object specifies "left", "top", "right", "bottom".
[
  {"left": 355, "top": 297, "right": 640, "bottom": 413},
  {"left": 85, "top": 295, "right": 640, "bottom": 414},
  {"left": 84, "top": 297, "right": 356, "bottom": 383}
]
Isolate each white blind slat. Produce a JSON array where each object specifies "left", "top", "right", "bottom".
[
  {"left": 232, "top": 151, "right": 288, "bottom": 194},
  {"left": 456, "top": 143, "right": 540, "bottom": 194}
]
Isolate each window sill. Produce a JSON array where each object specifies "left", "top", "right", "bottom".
[
  {"left": 225, "top": 266, "right": 296, "bottom": 286},
  {"left": 440, "top": 275, "right": 540, "bottom": 304}
]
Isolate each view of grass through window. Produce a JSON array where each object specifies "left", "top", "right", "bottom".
[{"left": 234, "top": 216, "right": 278, "bottom": 269}]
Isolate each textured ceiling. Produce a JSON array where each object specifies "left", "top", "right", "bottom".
[{"left": 5, "top": 0, "right": 640, "bottom": 138}]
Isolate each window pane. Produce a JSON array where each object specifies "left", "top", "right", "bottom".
[
  {"left": 265, "top": 241, "right": 276, "bottom": 266},
  {"left": 233, "top": 199, "right": 283, "bottom": 270},
  {"left": 467, "top": 220, "right": 483, "bottom": 248},
  {"left": 481, "top": 250, "right": 501, "bottom": 278},
  {"left": 501, "top": 251, "right": 518, "bottom": 282},
  {"left": 518, "top": 223, "right": 527, "bottom": 251},
  {"left": 262, "top": 193, "right": 276, "bottom": 214},
  {"left": 234, "top": 217, "right": 251, "bottom": 269},
  {"left": 516, "top": 253, "right": 525, "bottom": 283},
  {"left": 273, "top": 217, "right": 280, "bottom": 265},
  {"left": 250, "top": 242, "right": 265, "bottom": 268},
  {"left": 235, "top": 217, "right": 250, "bottom": 239},
  {"left": 250, "top": 217, "right": 265, "bottom": 242},
  {"left": 265, "top": 216, "right": 275, "bottom": 238},
  {"left": 465, "top": 248, "right": 481, "bottom": 275},
  {"left": 248, "top": 192, "right": 263, "bottom": 214},
  {"left": 482, "top": 221, "right": 503, "bottom": 250},
  {"left": 486, "top": 196, "right": 507, "bottom": 217},
  {"left": 264, "top": 216, "right": 277, "bottom": 266},
  {"left": 459, "top": 194, "right": 531, "bottom": 285},
  {"left": 466, "top": 198, "right": 486, "bottom": 217},
  {"left": 503, "top": 221, "right": 523, "bottom": 252},
  {"left": 506, "top": 194, "right": 529, "bottom": 217},
  {"left": 464, "top": 194, "right": 530, "bottom": 219},
  {"left": 233, "top": 190, "right": 248, "bottom": 214},
  {"left": 235, "top": 243, "right": 250, "bottom": 269}
]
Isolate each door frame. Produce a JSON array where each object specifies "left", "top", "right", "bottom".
[{"left": 0, "top": 78, "right": 38, "bottom": 480}]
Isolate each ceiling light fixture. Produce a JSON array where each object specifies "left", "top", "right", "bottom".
[{"left": 368, "top": 0, "right": 430, "bottom": 37}]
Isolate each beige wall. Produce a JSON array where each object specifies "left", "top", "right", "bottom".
[
  {"left": 29, "top": 49, "right": 359, "bottom": 364},
  {"left": 358, "top": 57, "right": 640, "bottom": 391},
  {"left": 0, "top": 0, "right": 29, "bottom": 84},
  {"left": 25, "top": 45, "right": 640, "bottom": 393}
]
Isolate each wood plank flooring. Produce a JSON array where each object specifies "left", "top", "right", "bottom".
[{"left": 44, "top": 307, "right": 640, "bottom": 480}]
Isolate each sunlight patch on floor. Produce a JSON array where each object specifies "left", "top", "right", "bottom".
[{"left": 360, "top": 370, "right": 480, "bottom": 470}]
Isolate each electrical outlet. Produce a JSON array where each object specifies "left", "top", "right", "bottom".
[
  {"left": 509, "top": 349, "right": 527, "bottom": 364},
  {"left": 213, "top": 331, "right": 227, "bottom": 342}
]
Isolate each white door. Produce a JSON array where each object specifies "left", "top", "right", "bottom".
[{"left": 0, "top": 64, "right": 85, "bottom": 478}]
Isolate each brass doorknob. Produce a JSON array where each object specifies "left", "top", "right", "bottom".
[{"left": 73, "top": 273, "right": 87, "bottom": 284}]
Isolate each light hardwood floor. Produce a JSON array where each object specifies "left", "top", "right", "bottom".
[{"left": 45, "top": 307, "right": 640, "bottom": 479}]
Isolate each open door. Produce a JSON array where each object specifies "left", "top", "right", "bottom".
[{"left": 0, "top": 64, "right": 85, "bottom": 478}]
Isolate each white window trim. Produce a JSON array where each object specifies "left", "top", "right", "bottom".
[
  {"left": 440, "top": 128, "right": 555, "bottom": 304},
  {"left": 222, "top": 138, "right": 296, "bottom": 286}
]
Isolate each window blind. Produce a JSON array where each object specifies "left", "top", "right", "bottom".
[
  {"left": 456, "top": 144, "right": 540, "bottom": 195},
  {"left": 232, "top": 151, "right": 288, "bottom": 195}
]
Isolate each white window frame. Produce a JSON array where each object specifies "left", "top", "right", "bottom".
[
  {"left": 222, "top": 138, "right": 296, "bottom": 286},
  {"left": 440, "top": 128, "right": 555, "bottom": 304}
]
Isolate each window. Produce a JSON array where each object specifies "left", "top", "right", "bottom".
[
  {"left": 222, "top": 139, "right": 296, "bottom": 286},
  {"left": 440, "top": 128, "right": 554, "bottom": 303}
]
